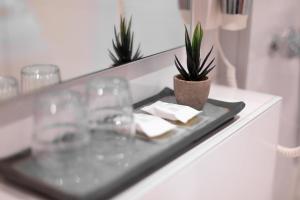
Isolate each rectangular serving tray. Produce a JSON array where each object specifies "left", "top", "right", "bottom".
[{"left": 0, "top": 88, "right": 245, "bottom": 200}]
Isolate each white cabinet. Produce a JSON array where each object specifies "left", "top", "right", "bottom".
[{"left": 115, "top": 85, "right": 281, "bottom": 200}]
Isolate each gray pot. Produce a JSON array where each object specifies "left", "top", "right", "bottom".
[{"left": 173, "top": 75, "right": 211, "bottom": 110}]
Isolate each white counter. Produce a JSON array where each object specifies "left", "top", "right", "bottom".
[
  {"left": 116, "top": 85, "right": 282, "bottom": 200},
  {"left": 0, "top": 85, "right": 282, "bottom": 200}
]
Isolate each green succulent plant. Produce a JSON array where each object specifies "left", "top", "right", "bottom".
[
  {"left": 108, "top": 16, "right": 143, "bottom": 67},
  {"left": 175, "top": 23, "right": 215, "bottom": 81}
]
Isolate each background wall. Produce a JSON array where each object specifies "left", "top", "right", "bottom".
[
  {"left": 246, "top": 1, "right": 300, "bottom": 199},
  {"left": 219, "top": 0, "right": 300, "bottom": 199}
]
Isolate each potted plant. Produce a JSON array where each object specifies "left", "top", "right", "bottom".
[
  {"left": 108, "top": 16, "right": 143, "bottom": 67},
  {"left": 174, "top": 23, "right": 215, "bottom": 109}
]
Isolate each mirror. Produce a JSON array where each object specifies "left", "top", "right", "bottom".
[{"left": 0, "top": 0, "right": 192, "bottom": 99}]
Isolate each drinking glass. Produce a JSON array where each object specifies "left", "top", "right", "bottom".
[
  {"left": 86, "top": 77, "right": 135, "bottom": 135},
  {"left": 32, "top": 90, "right": 89, "bottom": 166},
  {"left": 86, "top": 77, "right": 135, "bottom": 166},
  {"left": 21, "top": 64, "right": 61, "bottom": 93},
  {"left": 0, "top": 76, "right": 19, "bottom": 101}
]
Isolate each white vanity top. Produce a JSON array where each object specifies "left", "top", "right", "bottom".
[
  {"left": 114, "top": 85, "right": 281, "bottom": 200},
  {"left": 0, "top": 85, "right": 281, "bottom": 200}
]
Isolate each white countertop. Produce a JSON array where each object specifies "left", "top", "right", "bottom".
[
  {"left": 114, "top": 85, "right": 281, "bottom": 200},
  {"left": 0, "top": 85, "right": 281, "bottom": 200}
]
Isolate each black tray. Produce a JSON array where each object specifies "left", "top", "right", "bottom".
[{"left": 0, "top": 88, "right": 245, "bottom": 200}]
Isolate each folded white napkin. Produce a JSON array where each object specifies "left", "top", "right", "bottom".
[
  {"left": 134, "top": 113, "right": 176, "bottom": 137},
  {"left": 141, "top": 101, "right": 201, "bottom": 123}
]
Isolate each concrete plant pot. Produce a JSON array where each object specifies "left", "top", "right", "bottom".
[{"left": 173, "top": 75, "right": 211, "bottom": 110}]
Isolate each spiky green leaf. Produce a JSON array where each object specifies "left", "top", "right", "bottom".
[
  {"left": 133, "top": 44, "right": 142, "bottom": 60},
  {"left": 108, "top": 50, "right": 119, "bottom": 65},
  {"left": 175, "top": 55, "right": 190, "bottom": 80},
  {"left": 192, "top": 24, "right": 202, "bottom": 69},
  {"left": 198, "top": 65, "right": 215, "bottom": 80},
  {"left": 198, "top": 46, "right": 214, "bottom": 75},
  {"left": 184, "top": 26, "right": 192, "bottom": 57},
  {"left": 198, "top": 57, "right": 215, "bottom": 74},
  {"left": 174, "top": 23, "right": 215, "bottom": 81},
  {"left": 108, "top": 16, "right": 143, "bottom": 66}
]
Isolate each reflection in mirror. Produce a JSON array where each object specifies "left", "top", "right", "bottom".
[
  {"left": 119, "top": 0, "right": 191, "bottom": 57},
  {"left": 0, "top": 0, "right": 191, "bottom": 101},
  {"left": 21, "top": 64, "right": 61, "bottom": 94},
  {"left": 0, "top": 76, "right": 19, "bottom": 101},
  {"left": 108, "top": 16, "right": 143, "bottom": 67}
]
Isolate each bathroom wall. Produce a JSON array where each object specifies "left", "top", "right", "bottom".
[
  {"left": 216, "top": 0, "right": 300, "bottom": 198},
  {"left": 244, "top": 1, "right": 300, "bottom": 199}
]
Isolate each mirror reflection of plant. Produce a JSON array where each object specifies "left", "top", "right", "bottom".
[
  {"left": 108, "top": 16, "right": 143, "bottom": 67},
  {"left": 174, "top": 23, "right": 215, "bottom": 81}
]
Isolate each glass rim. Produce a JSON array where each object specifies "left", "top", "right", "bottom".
[
  {"left": 21, "top": 64, "right": 60, "bottom": 76},
  {"left": 35, "top": 90, "right": 82, "bottom": 110},
  {"left": 0, "top": 76, "right": 18, "bottom": 87},
  {"left": 87, "top": 77, "right": 129, "bottom": 89}
]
